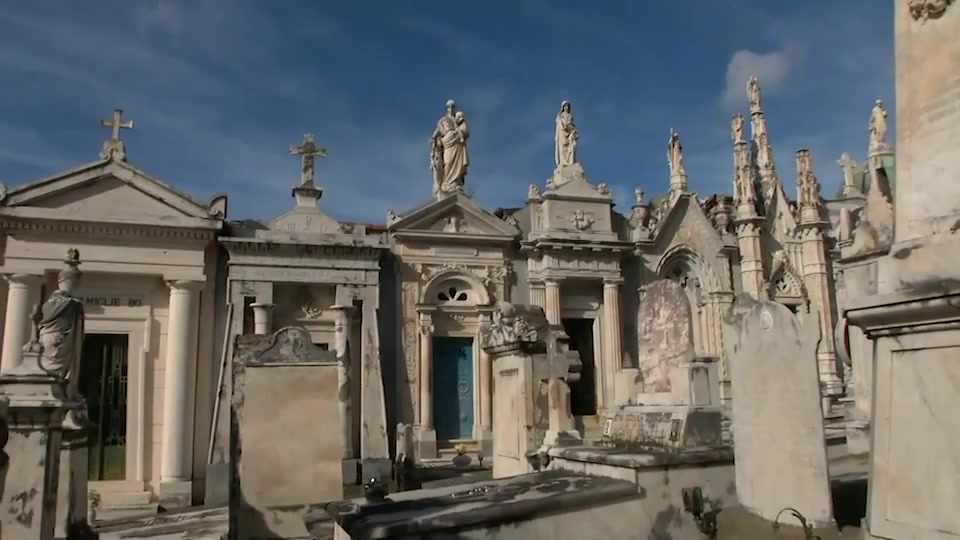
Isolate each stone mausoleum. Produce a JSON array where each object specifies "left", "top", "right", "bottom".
[{"left": 0, "top": 77, "right": 889, "bottom": 509}]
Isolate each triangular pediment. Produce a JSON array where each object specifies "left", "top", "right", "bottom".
[
  {"left": 651, "top": 194, "right": 724, "bottom": 256},
  {"left": 543, "top": 164, "right": 612, "bottom": 201},
  {"left": 0, "top": 159, "right": 223, "bottom": 227},
  {"left": 390, "top": 192, "right": 518, "bottom": 238}
]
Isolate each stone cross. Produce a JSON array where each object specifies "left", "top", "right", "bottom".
[
  {"left": 837, "top": 152, "right": 859, "bottom": 196},
  {"left": 290, "top": 133, "right": 327, "bottom": 187},
  {"left": 100, "top": 109, "right": 134, "bottom": 161},
  {"left": 541, "top": 328, "right": 583, "bottom": 446}
]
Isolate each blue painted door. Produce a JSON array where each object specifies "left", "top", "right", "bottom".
[{"left": 433, "top": 337, "right": 475, "bottom": 440}]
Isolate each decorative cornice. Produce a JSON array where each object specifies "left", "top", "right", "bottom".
[
  {"left": 0, "top": 217, "right": 217, "bottom": 241},
  {"left": 219, "top": 239, "right": 385, "bottom": 259}
]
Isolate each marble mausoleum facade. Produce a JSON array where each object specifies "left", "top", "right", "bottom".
[{"left": 0, "top": 77, "right": 889, "bottom": 507}]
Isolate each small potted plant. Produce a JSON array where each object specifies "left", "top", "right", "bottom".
[
  {"left": 451, "top": 443, "right": 472, "bottom": 469},
  {"left": 87, "top": 490, "right": 101, "bottom": 523}
]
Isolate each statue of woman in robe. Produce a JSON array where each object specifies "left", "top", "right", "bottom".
[
  {"left": 430, "top": 100, "right": 470, "bottom": 197},
  {"left": 554, "top": 101, "right": 579, "bottom": 167},
  {"left": 869, "top": 100, "right": 888, "bottom": 149},
  {"left": 38, "top": 248, "right": 85, "bottom": 399},
  {"left": 667, "top": 129, "right": 686, "bottom": 178}
]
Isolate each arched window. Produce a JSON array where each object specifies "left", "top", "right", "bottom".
[{"left": 436, "top": 282, "right": 471, "bottom": 304}]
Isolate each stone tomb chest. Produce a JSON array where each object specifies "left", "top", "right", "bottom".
[
  {"left": 318, "top": 470, "right": 643, "bottom": 540},
  {"left": 600, "top": 404, "right": 724, "bottom": 451}
]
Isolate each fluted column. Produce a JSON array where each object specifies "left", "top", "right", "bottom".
[
  {"left": 160, "top": 280, "right": 202, "bottom": 483},
  {"left": 249, "top": 303, "right": 274, "bottom": 335},
  {"left": 332, "top": 305, "right": 355, "bottom": 459},
  {"left": 417, "top": 314, "right": 435, "bottom": 429},
  {"left": 602, "top": 279, "right": 623, "bottom": 370},
  {"left": 529, "top": 282, "right": 546, "bottom": 312},
  {"left": 544, "top": 279, "right": 561, "bottom": 325},
  {"left": 477, "top": 313, "right": 492, "bottom": 434},
  {"left": 1, "top": 274, "right": 42, "bottom": 373}
]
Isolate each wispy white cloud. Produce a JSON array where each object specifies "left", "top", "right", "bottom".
[{"left": 721, "top": 42, "right": 808, "bottom": 108}]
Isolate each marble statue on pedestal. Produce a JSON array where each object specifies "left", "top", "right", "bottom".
[
  {"left": 38, "top": 249, "right": 85, "bottom": 400},
  {"left": 430, "top": 99, "right": 470, "bottom": 198},
  {"left": 554, "top": 101, "right": 579, "bottom": 167},
  {"left": 869, "top": 100, "right": 888, "bottom": 150},
  {"left": 667, "top": 129, "right": 686, "bottom": 179}
]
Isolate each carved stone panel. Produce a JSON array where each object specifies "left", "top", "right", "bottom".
[{"left": 638, "top": 279, "right": 695, "bottom": 394}]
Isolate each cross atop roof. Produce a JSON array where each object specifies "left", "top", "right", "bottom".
[
  {"left": 99, "top": 109, "right": 134, "bottom": 161},
  {"left": 290, "top": 133, "right": 327, "bottom": 187}
]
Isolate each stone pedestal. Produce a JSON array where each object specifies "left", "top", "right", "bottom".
[
  {"left": 412, "top": 425, "right": 437, "bottom": 462},
  {"left": 0, "top": 350, "right": 78, "bottom": 540},
  {"left": 479, "top": 302, "right": 583, "bottom": 479},
  {"left": 249, "top": 302, "right": 275, "bottom": 335},
  {"left": 847, "top": 291, "right": 960, "bottom": 539},
  {"left": 54, "top": 414, "right": 92, "bottom": 539}
]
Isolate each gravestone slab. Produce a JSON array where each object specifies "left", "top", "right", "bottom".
[
  {"left": 722, "top": 295, "right": 832, "bottom": 527},
  {"left": 230, "top": 326, "right": 344, "bottom": 539},
  {"left": 600, "top": 405, "right": 723, "bottom": 451},
  {"left": 318, "top": 470, "right": 642, "bottom": 540},
  {"left": 638, "top": 279, "right": 695, "bottom": 395}
]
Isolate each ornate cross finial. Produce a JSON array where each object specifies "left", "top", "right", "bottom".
[
  {"left": 837, "top": 153, "right": 859, "bottom": 193},
  {"left": 100, "top": 109, "right": 134, "bottom": 161},
  {"left": 290, "top": 133, "right": 327, "bottom": 187}
]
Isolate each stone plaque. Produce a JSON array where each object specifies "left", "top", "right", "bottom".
[
  {"left": 600, "top": 405, "right": 722, "bottom": 451},
  {"left": 638, "top": 279, "right": 694, "bottom": 393}
]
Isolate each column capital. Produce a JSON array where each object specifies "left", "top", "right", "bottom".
[
  {"left": 4, "top": 273, "right": 42, "bottom": 286},
  {"left": 544, "top": 279, "right": 561, "bottom": 287},
  {"left": 603, "top": 278, "right": 624, "bottom": 288},
  {"left": 249, "top": 302, "right": 275, "bottom": 310},
  {"left": 166, "top": 280, "right": 203, "bottom": 293}
]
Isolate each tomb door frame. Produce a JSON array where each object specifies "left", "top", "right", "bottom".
[
  {"left": 419, "top": 270, "right": 493, "bottom": 442},
  {"left": 83, "top": 315, "right": 151, "bottom": 494},
  {"left": 431, "top": 334, "right": 475, "bottom": 441},
  {"left": 560, "top": 301, "right": 605, "bottom": 413}
]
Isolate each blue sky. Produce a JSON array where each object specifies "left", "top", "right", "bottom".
[{"left": 0, "top": 1, "right": 894, "bottom": 223}]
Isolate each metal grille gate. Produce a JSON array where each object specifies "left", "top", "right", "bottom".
[{"left": 80, "top": 333, "right": 129, "bottom": 481}]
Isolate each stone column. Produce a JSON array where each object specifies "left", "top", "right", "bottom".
[
  {"left": 0, "top": 273, "right": 42, "bottom": 374},
  {"left": 602, "top": 280, "right": 623, "bottom": 369},
  {"left": 0, "top": 350, "right": 77, "bottom": 539},
  {"left": 331, "top": 305, "right": 355, "bottom": 460},
  {"left": 529, "top": 282, "right": 546, "bottom": 311},
  {"left": 159, "top": 280, "right": 202, "bottom": 506},
  {"left": 415, "top": 311, "right": 437, "bottom": 460},
  {"left": 476, "top": 312, "right": 493, "bottom": 456},
  {"left": 56, "top": 423, "right": 90, "bottom": 538},
  {"left": 358, "top": 297, "right": 390, "bottom": 480},
  {"left": 544, "top": 279, "right": 561, "bottom": 325},
  {"left": 249, "top": 302, "right": 274, "bottom": 335},
  {"left": 417, "top": 314, "right": 434, "bottom": 429}
]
